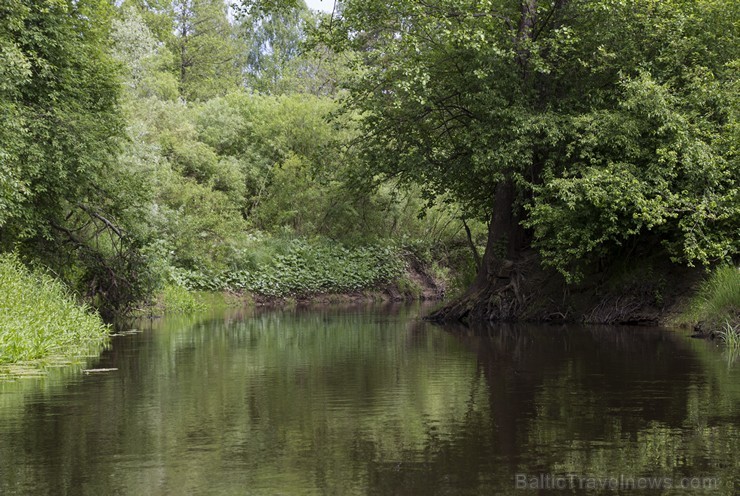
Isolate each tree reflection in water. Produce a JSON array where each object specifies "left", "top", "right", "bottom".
[{"left": 0, "top": 305, "right": 737, "bottom": 495}]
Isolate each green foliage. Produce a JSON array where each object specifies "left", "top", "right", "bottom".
[
  {"left": 0, "top": 0, "right": 482, "bottom": 321},
  {"left": 119, "top": 0, "right": 241, "bottom": 102},
  {"left": 111, "top": 7, "right": 179, "bottom": 101},
  {"left": 526, "top": 69, "right": 738, "bottom": 280},
  {"left": 236, "top": 1, "right": 345, "bottom": 96},
  {"left": 680, "top": 266, "right": 740, "bottom": 332},
  {"left": 171, "top": 0, "right": 241, "bottom": 101},
  {"left": 0, "top": 0, "right": 122, "bottom": 242},
  {"left": 0, "top": 0, "right": 161, "bottom": 317},
  {"left": 119, "top": 0, "right": 178, "bottom": 46},
  {"left": 123, "top": 89, "right": 472, "bottom": 276},
  {"left": 0, "top": 254, "right": 109, "bottom": 365},
  {"left": 718, "top": 321, "right": 740, "bottom": 350},
  {"left": 396, "top": 274, "right": 423, "bottom": 299},
  {"left": 159, "top": 285, "right": 206, "bottom": 314},
  {"left": 237, "top": 1, "right": 310, "bottom": 94},
  {"left": 171, "top": 236, "right": 407, "bottom": 297},
  {"left": 326, "top": 0, "right": 739, "bottom": 281}
]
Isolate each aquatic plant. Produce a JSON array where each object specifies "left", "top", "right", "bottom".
[
  {"left": 679, "top": 266, "right": 740, "bottom": 333},
  {"left": 0, "top": 254, "right": 109, "bottom": 368},
  {"left": 717, "top": 321, "right": 740, "bottom": 350}
]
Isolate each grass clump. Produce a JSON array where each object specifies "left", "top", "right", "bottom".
[
  {"left": 680, "top": 265, "right": 740, "bottom": 333},
  {"left": 158, "top": 284, "right": 207, "bottom": 314},
  {"left": 717, "top": 321, "right": 740, "bottom": 350},
  {"left": 0, "top": 254, "right": 110, "bottom": 367}
]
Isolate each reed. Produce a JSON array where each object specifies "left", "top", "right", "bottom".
[{"left": 0, "top": 254, "right": 109, "bottom": 368}]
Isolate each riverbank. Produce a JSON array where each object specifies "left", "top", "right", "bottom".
[
  {"left": 144, "top": 257, "right": 447, "bottom": 317},
  {"left": 3, "top": 244, "right": 735, "bottom": 378},
  {"left": 150, "top": 249, "right": 739, "bottom": 345},
  {"left": 0, "top": 254, "right": 110, "bottom": 376},
  {"left": 673, "top": 266, "right": 740, "bottom": 344},
  {"left": 429, "top": 253, "right": 739, "bottom": 337}
]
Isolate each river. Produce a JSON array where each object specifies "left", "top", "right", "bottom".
[{"left": 0, "top": 303, "right": 738, "bottom": 495}]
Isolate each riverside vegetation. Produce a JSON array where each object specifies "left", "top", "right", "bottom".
[
  {"left": 0, "top": 0, "right": 738, "bottom": 368},
  {"left": 677, "top": 265, "right": 740, "bottom": 344},
  {"left": 0, "top": 254, "right": 109, "bottom": 373}
]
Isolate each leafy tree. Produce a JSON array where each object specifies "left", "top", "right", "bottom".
[
  {"left": 1, "top": 0, "right": 118, "bottom": 240},
  {"left": 236, "top": 1, "right": 349, "bottom": 95},
  {"left": 119, "top": 0, "right": 178, "bottom": 46},
  {"left": 0, "top": 0, "right": 31, "bottom": 231},
  {"left": 238, "top": 1, "right": 310, "bottom": 93},
  {"left": 171, "top": 0, "right": 241, "bottom": 101},
  {"left": 0, "top": 0, "right": 157, "bottom": 316},
  {"left": 324, "top": 0, "right": 739, "bottom": 320},
  {"left": 111, "top": 6, "right": 179, "bottom": 100}
]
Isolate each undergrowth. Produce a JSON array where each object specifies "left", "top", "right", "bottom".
[
  {"left": 0, "top": 254, "right": 110, "bottom": 367},
  {"left": 678, "top": 265, "right": 740, "bottom": 333},
  {"left": 171, "top": 238, "right": 408, "bottom": 297},
  {"left": 159, "top": 285, "right": 207, "bottom": 314},
  {"left": 717, "top": 321, "right": 740, "bottom": 350}
]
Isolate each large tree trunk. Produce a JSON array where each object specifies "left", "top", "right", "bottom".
[
  {"left": 428, "top": 178, "right": 530, "bottom": 323},
  {"left": 471, "top": 179, "right": 525, "bottom": 292},
  {"left": 428, "top": 1, "right": 542, "bottom": 324}
]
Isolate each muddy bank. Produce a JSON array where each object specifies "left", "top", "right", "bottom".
[
  {"left": 140, "top": 261, "right": 448, "bottom": 317},
  {"left": 428, "top": 251, "right": 709, "bottom": 328}
]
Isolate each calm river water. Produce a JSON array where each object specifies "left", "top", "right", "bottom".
[{"left": 0, "top": 304, "right": 738, "bottom": 495}]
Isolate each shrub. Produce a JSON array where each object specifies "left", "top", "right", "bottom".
[{"left": 159, "top": 285, "right": 206, "bottom": 314}]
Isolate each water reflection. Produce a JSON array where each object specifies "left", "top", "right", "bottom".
[{"left": 0, "top": 305, "right": 737, "bottom": 495}]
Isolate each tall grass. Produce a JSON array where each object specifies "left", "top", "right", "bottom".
[
  {"left": 717, "top": 321, "right": 740, "bottom": 350},
  {"left": 680, "top": 265, "right": 740, "bottom": 333},
  {"left": 0, "top": 254, "right": 109, "bottom": 367}
]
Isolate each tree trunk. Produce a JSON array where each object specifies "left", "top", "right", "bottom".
[
  {"left": 462, "top": 218, "right": 482, "bottom": 272},
  {"left": 427, "top": 178, "right": 528, "bottom": 323},
  {"left": 427, "top": 1, "right": 540, "bottom": 324},
  {"left": 470, "top": 179, "right": 525, "bottom": 291}
]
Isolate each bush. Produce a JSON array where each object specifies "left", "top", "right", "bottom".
[{"left": 0, "top": 254, "right": 109, "bottom": 366}]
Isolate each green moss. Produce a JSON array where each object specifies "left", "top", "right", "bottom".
[{"left": 0, "top": 254, "right": 110, "bottom": 370}]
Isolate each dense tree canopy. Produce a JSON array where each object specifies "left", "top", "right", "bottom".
[
  {"left": 325, "top": 0, "right": 739, "bottom": 281},
  {"left": 1, "top": 0, "right": 736, "bottom": 319},
  {"left": 172, "top": 0, "right": 241, "bottom": 100},
  {"left": 0, "top": 0, "right": 158, "bottom": 315},
  {"left": 238, "top": 1, "right": 311, "bottom": 93},
  {"left": 103, "top": 0, "right": 473, "bottom": 297},
  {"left": 0, "top": 0, "right": 121, "bottom": 240}
]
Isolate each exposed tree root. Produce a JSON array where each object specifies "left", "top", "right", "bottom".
[{"left": 428, "top": 253, "right": 702, "bottom": 326}]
